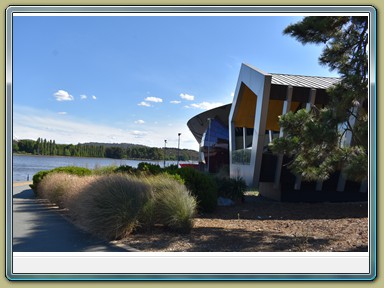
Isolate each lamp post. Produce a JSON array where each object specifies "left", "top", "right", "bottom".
[
  {"left": 207, "top": 118, "right": 212, "bottom": 173},
  {"left": 177, "top": 133, "right": 181, "bottom": 167},
  {"left": 163, "top": 139, "right": 167, "bottom": 168}
]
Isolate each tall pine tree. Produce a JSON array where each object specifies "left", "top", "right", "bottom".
[{"left": 270, "top": 16, "right": 369, "bottom": 182}]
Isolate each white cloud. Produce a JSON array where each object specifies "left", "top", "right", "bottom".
[
  {"left": 145, "top": 96, "right": 163, "bottom": 103},
  {"left": 231, "top": 92, "right": 235, "bottom": 98},
  {"left": 58, "top": 112, "right": 67, "bottom": 115},
  {"left": 79, "top": 94, "right": 96, "bottom": 100},
  {"left": 13, "top": 106, "right": 138, "bottom": 145},
  {"left": 170, "top": 100, "right": 181, "bottom": 104},
  {"left": 134, "top": 119, "right": 145, "bottom": 124},
  {"left": 131, "top": 130, "right": 148, "bottom": 138},
  {"left": 180, "top": 93, "right": 194, "bottom": 101},
  {"left": 189, "top": 102, "right": 224, "bottom": 110},
  {"left": 13, "top": 105, "right": 200, "bottom": 150},
  {"left": 53, "top": 90, "right": 74, "bottom": 101},
  {"left": 138, "top": 101, "right": 151, "bottom": 107}
]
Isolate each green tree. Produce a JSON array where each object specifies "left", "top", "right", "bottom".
[
  {"left": 12, "top": 140, "right": 19, "bottom": 152},
  {"left": 34, "top": 137, "right": 41, "bottom": 155},
  {"left": 17, "top": 139, "right": 35, "bottom": 154},
  {"left": 105, "top": 146, "right": 126, "bottom": 159},
  {"left": 270, "top": 16, "right": 368, "bottom": 182}
]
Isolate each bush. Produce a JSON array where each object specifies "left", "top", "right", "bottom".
[
  {"left": 114, "top": 165, "right": 136, "bottom": 174},
  {"left": 216, "top": 164, "right": 230, "bottom": 179},
  {"left": 51, "top": 166, "right": 92, "bottom": 176},
  {"left": 30, "top": 166, "right": 92, "bottom": 196},
  {"left": 163, "top": 164, "right": 179, "bottom": 174},
  {"left": 33, "top": 168, "right": 198, "bottom": 239},
  {"left": 137, "top": 162, "right": 162, "bottom": 175},
  {"left": 177, "top": 167, "right": 218, "bottom": 213},
  {"left": 144, "top": 175, "right": 196, "bottom": 233},
  {"left": 73, "top": 174, "right": 152, "bottom": 240},
  {"left": 38, "top": 173, "right": 93, "bottom": 208},
  {"left": 92, "top": 165, "right": 117, "bottom": 175},
  {"left": 163, "top": 172, "right": 185, "bottom": 185},
  {"left": 30, "top": 170, "right": 50, "bottom": 195},
  {"left": 216, "top": 176, "right": 247, "bottom": 202}
]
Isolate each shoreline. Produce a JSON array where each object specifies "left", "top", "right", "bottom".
[
  {"left": 13, "top": 153, "right": 198, "bottom": 163},
  {"left": 13, "top": 181, "right": 33, "bottom": 187}
]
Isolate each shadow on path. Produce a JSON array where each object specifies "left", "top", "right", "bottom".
[
  {"left": 13, "top": 188, "right": 34, "bottom": 199},
  {"left": 12, "top": 186, "right": 130, "bottom": 252}
]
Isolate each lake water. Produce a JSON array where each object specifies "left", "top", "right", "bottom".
[{"left": 12, "top": 154, "right": 186, "bottom": 182}]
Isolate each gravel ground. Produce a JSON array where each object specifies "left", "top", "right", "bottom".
[{"left": 122, "top": 195, "right": 369, "bottom": 252}]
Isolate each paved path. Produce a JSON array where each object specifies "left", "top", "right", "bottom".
[{"left": 12, "top": 183, "right": 132, "bottom": 252}]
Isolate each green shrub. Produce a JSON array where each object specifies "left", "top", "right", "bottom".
[
  {"left": 74, "top": 174, "right": 152, "bottom": 240},
  {"left": 92, "top": 165, "right": 117, "bottom": 175},
  {"left": 161, "top": 172, "right": 185, "bottom": 185},
  {"left": 216, "top": 164, "right": 230, "bottom": 179},
  {"left": 137, "top": 162, "right": 162, "bottom": 175},
  {"left": 216, "top": 176, "right": 247, "bottom": 202},
  {"left": 114, "top": 165, "right": 136, "bottom": 174},
  {"left": 144, "top": 175, "right": 196, "bottom": 233},
  {"left": 51, "top": 166, "right": 92, "bottom": 176},
  {"left": 163, "top": 164, "right": 179, "bottom": 174},
  {"left": 30, "top": 166, "right": 92, "bottom": 196},
  {"left": 178, "top": 167, "right": 218, "bottom": 213},
  {"left": 30, "top": 170, "right": 50, "bottom": 195}
]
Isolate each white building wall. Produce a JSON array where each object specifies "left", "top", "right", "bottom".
[{"left": 229, "top": 64, "right": 272, "bottom": 187}]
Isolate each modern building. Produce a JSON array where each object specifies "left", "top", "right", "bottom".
[
  {"left": 187, "top": 104, "right": 231, "bottom": 173},
  {"left": 187, "top": 63, "right": 367, "bottom": 202}
]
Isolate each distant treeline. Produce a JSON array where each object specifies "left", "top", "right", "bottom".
[{"left": 13, "top": 138, "right": 198, "bottom": 161}]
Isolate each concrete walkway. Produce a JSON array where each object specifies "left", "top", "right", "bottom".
[{"left": 12, "top": 183, "right": 132, "bottom": 252}]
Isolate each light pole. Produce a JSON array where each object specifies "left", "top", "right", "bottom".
[
  {"left": 177, "top": 133, "right": 181, "bottom": 167},
  {"left": 163, "top": 139, "right": 167, "bottom": 168},
  {"left": 207, "top": 118, "right": 212, "bottom": 173}
]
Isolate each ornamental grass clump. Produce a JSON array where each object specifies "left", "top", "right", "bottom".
[
  {"left": 38, "top": 173, "right": 92, "bottom": 208},
  {"left": 145, "top": 175, "right": 197, "bottom": 233},
  {"left": 30, "top": 166, "right": 92, "bottom": 196},
  {"left": 74, "top": 174, "right": 152, "bottom": 240}
]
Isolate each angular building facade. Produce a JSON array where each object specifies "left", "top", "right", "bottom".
[
  {"left": 187, "top": 104, "right": 231, "bottom": 173},
  {"left": 187, "top": 63, "right": 367, "bottom": 202}
]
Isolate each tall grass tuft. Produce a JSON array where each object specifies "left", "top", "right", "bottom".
[
  {"left": 145, "top": 175, "right": 197, "bottom": 233},
  {"left": 35, "top": 171, "right": 197, "bottom": 239},
  {"left": 38, "top": 173, "right": 92, "bottom": 208},
  {"left": 31, "top": 166, "right": 92, "bottom": 196},
  {"left": 73, "top": 174, "right": 152, "bottom": 240}
]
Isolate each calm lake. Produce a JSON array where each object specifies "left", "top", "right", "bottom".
[{"left": 12, "top": 154, "right": 185, "bottom": 182}]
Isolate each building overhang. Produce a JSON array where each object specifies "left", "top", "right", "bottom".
[{"left": 186, "top": 104, "right": 231, "bottom": 144}]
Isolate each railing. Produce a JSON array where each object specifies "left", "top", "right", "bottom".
[{"left": 232, "top": 149, "right": 251, "bottom": 165}]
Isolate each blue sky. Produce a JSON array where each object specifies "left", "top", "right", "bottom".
[{"left": 12, "top": 14, "right": 338, "bottom": 150}]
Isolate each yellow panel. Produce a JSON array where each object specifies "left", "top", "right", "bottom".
[
  {"left": 266, "top": 100, "right": 283, "bottom": 131},
  {"left": 233, "top": 84, "right": 257, "bottom": 128},
  {"left": 266, "top": 101, "right": 301, "bottom": 131},
  {"left": 234, "top": 84, "right": 301, "bottom": 131},
  {"left": 290, "top": 102, "right": 301, "bottom": 113}
]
